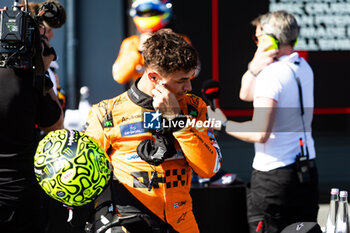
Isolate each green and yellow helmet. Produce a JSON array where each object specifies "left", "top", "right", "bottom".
[{"left": 34, "top": 129, "right": 111, "bottom": 207}]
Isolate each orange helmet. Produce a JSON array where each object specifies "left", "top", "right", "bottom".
[{"left": 129, "top": 0, "right": 172, "bottom": 33}]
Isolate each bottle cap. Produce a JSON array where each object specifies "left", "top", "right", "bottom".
[
  {"left": 340, "top": 190, "right": 348, "bottom": 197},
  {"left": 331, "top": 188, "right": 339, "bottom": 195}
]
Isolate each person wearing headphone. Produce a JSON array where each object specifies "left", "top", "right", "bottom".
[
  {"left": 0, "top": 2, "right": 64, "bottom": 231},
  {"left": 208, "top": 11, "right": 318, "bottom": 233},
  {"left": 26, "top": 1, "right": 67, "bottom": 111},
  {"left": 112, "top": 0, "right": 194, "bottom": 85}
]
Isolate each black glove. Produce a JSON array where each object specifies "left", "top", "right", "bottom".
[{"left": 137, "top": 133, "right": 176, "bottom": 166}]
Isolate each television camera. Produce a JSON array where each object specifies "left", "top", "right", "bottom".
[{"left": 0, "top": 0, "right": 65, "bottom": 69}]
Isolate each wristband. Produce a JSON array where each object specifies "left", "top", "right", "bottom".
[
  {"left": 221, "top": 119, "right": 229, "bottom": 133},
  {"left": 248, "top": 62, "right": 259, "bottom": 77}
]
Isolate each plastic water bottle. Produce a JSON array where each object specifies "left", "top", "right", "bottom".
[
  {"left": 335, "top": 190, "right": 350, "bottom": 233},
  {"left": 77, "top": 86, "right": 91, "bottom": 130},
  {"left": 79, "top": 86, "right": 91, "bottom": 113},
  {"left": 325, "top": 188, "right": 339, "bottom": 233},
  {"left": 63, "top": 86, "right": 91, "bottom": 131}
]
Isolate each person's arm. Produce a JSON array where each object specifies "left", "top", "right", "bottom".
[
  {"left": 112, "top": 36, "right": 144, "bottom": 84},
  {"left": 208, "top": 97, "right": 277, "bottom": 143},
  {"left": 152, "top": 84, "right": 221, "bottom": 177},
  {"left": 83, "top": 101, "right": 111, "bottom": 151},
  {"left": 226, "top": 97, "right": 277, "bottom": 143},
  {"left": 173, "top": 99, "right": 222, "bottom": 178},
  {"left": 240, "top": 43, "right": 278, "bottom": 102}
]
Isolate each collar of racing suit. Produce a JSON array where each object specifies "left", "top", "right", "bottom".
[{"left": 127, "top": 78, "right": 154, "bottom": 110}]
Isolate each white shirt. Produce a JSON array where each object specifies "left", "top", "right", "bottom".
[{"left": 252, "top": 52, "right": 316, "bottom": 171}]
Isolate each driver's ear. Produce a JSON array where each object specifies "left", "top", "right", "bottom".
[{"left": 148, "top": 72, "right": 158, "bottom": 83}]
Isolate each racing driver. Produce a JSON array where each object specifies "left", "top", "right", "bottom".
[{"left": 84, "top": 29, "right": 221, "bottom": 233}]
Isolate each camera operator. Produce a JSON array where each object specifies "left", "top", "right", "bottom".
[
  {"left": 0, "top": 1, "right": 64, "bottom": 232},
  {"left": 26, "top": 1, "right": 67, "bottom": 110}
]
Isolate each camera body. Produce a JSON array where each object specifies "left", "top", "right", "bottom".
[
  {"left": 0, "top": 8, "right": 35, "bottom": 68},
  {"left": 0, "top": 0, "right": 65, "bottom": 69}
]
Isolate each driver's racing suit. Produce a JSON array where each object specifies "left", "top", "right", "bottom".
[{"left": 84, "top": 79, "right": 222, "bottom": 233}]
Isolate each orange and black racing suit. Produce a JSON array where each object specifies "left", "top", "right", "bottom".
[{"left": 84, "top": 79, "right": 222, "bottom": 233}]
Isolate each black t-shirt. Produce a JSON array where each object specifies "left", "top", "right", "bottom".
[{"left": 0, "top": 68, "right": 61, "bottom": 207}]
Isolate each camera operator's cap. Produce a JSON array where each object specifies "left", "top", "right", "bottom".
[
  {"left": 38, "top": 0, "right": 66, "bottom": 28},
  {"left": 130, "top": 0, "right": 172, "bottom": 33}
]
